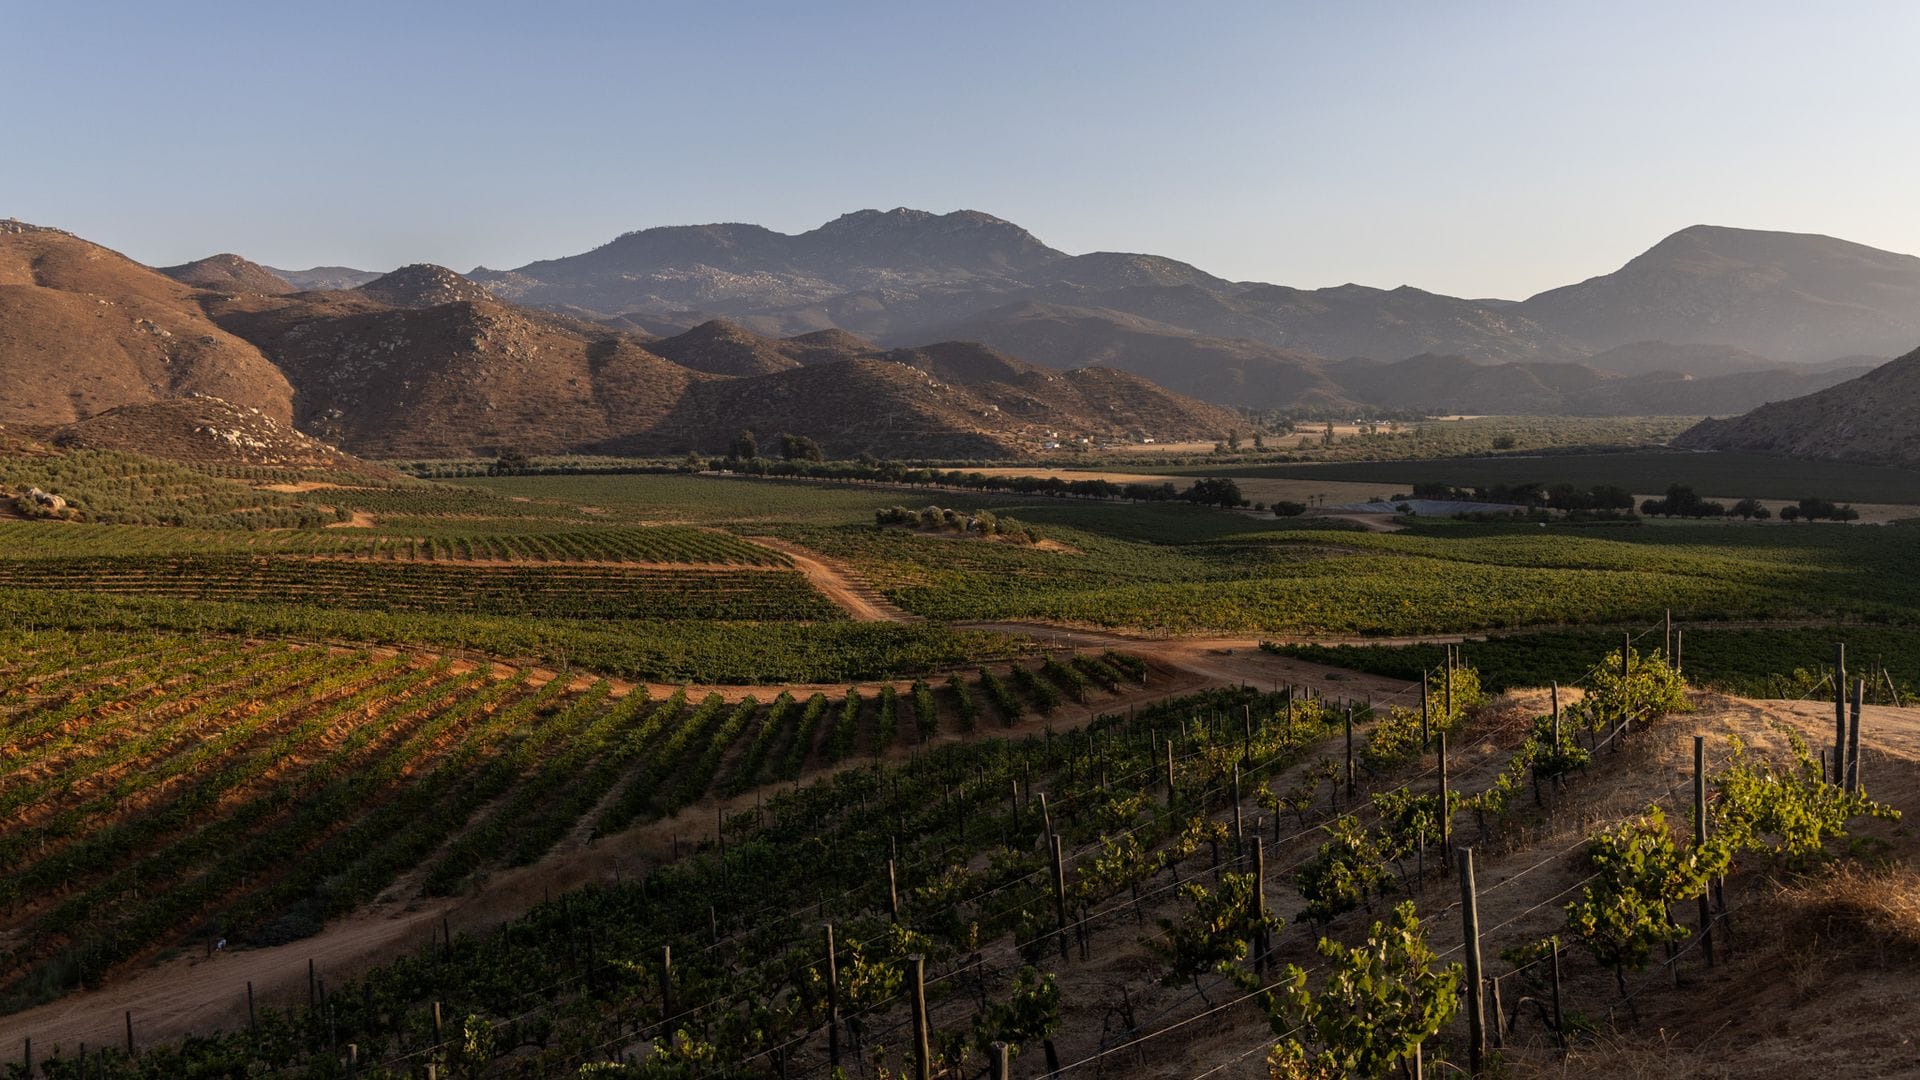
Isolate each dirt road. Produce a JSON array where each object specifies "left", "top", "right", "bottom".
[{"left": 746, "top": 536, "right": 914, "bottom": 622}]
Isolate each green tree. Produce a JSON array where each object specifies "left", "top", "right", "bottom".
[
  {"left": 730, "top": 429, "right": 759, "bottom": 460},
  {"left": 779, "top": 433, "right": 824, "bottom": 461},
  {"left": 1183, "top": 477, "right": 1244, "bottom": 507}
]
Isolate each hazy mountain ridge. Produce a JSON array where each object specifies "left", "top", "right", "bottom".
[
  {"left": 263, "top": 264, "right": 382, "bottom": 291},
  {"left": 1518, "top": 225, "right": 1920, "bottom": 362},
  {"left": 465, "top": 211, "right": 1918, "bottom": 412}
]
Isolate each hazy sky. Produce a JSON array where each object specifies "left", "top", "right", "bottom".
[{"left": 6, "top": 1, "right": 1917, "bottom": 298}]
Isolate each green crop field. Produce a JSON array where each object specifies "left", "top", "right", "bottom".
[
  {"left": 2, "top": 456, "right": 1913, "bottom": 1079},
  {"left": 7, "top": 467, "right": 1919, "bottom": 679},
  {"left": 759, "top": 501, "right": 1920, "bottom": 635}
]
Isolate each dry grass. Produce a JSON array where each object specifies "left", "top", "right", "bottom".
[{"left": 1781, "top": 862, "right": 1920, "bottom": 954}]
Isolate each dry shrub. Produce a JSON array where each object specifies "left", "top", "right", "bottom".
[{"left": 1782, "top": 862, "right": 1920, "bottom": 953}]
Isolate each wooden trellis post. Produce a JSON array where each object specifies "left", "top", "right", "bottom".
[
  {"left": 824, "top": 925, "right": 840, "bottom": 1066},
  {"left": 1848, "top": 677, "right": 1864, "bottom": 794},
  {"left": 909, "top": 954, "right": 931, "bottom": 1080},
  {"left": 1459, "top": 848, "right": 1485, "bottom": 1073},
  {"left": 1437, "top": 732, "right": 1451, "bottom": 869},
  {"left": 1693, "top": 736, "right": 1714, "bottom": 965},
  {"left": 1834, "top": 642, "right": 1848, "bottom": 785}
]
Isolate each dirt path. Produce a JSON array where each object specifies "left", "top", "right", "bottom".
[
  {"left": 297, "top": 553, "right": 793, "bottom": 572},
  {"left": 1315, "top": 511, "right": 1406, "bottom": 532},
  {"left": 745, "top": 536, "right": 915, "bottom": 622}
]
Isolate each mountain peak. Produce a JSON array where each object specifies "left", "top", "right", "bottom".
[
  {"left": 816, "top": 207, "right": 1018, "bottom": 230},
  {"left": 159, "top": 253, "right": 294, "bottom": 295},
  {"left": 1521, "top": 225, "right": 1920, "bottom": 361},
  {"left": 357, "top": 263, "right": 492, "bottom": 308},
  {"left": 0, "top": 218, "right": 70, "bottom": 238},
  {"left": 798, "top": 207, "right": 1061, "bottom": 271}
]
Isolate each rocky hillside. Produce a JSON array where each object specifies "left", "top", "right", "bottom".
[
  {"left": 604, "top": 344, "right": 1242, "bottom": 459},
  {"left": 158, "top": 254, "right": 295, "bottom": 295},
  {"left": 0, "top": 220, "right": 296, "bottom": 428},
  {"left": 196, "top": 266, "right": 1238, "bottom": 457},
  {"left": 646, "top": 319, "right": 807, "bottom": 376},
  {"left": 11, "top": 212, "right": 1910, "bottom": 461},
  {"left": 355, "top": 264, "right": 497, "bottom": 308},
  {"left": 1674, "top": 347, "right": 1920, "bottom": 466},
  {"left": 5, "top": 219, "right": 1238, "bottom": 460},
  {"left": 922, "top": 302, "right": 1359, "bottom": 410},
  {"left": 49, "top": 396, "right": 382, "bottom": 473},
  {"left": 200, "top": 284, "right": 707, "bottom": 458},
  {"left": 469, "top": 208, "right": 1586, "bottom": 371}
]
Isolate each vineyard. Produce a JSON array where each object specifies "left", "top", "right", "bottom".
[
  {"left": 0, "top": 522, "right": 791, "bottom": 565},
  {"left": 3, "top": 627, "right": 1904, "bottom": 1079},
  {"left": 1272, "top": 624, "right": 1920, "bottom": 701},
  {"left": 0, "top": 557, "right": 837, "bottom": 622},
  {"left": 0, "top": 628, "right": 1151, "bottom": 1020},
  {"left": 772, "top": 509, "right": 1920, "bottom": 633}
]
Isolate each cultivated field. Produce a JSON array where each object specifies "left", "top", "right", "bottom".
[{"left": 2, "top": 453, "right": 1918, "bottom": 1078}]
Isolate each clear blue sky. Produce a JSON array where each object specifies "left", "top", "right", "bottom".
[{"left": 6, "top": 0, "right": 1916, "bottom": 299}]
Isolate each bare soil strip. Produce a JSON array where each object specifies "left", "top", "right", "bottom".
[{"left": 745, "top": 536, "right": 915, "bottom": 622}]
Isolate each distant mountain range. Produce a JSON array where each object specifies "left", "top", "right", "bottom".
[
  {"left": 4, "top": 208, "right": 1917, "bottom": 461},
  {"left": 450, "top": 210, "right": 1920, "bottom": 405}
]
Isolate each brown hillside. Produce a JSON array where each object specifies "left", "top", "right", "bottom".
[
  {"left": 49, "top": 397, "right": 384, "bottom": 473},
  {"left": 773, "top": 327, "right": 877, "bottom": 365},
  {"left": 618, "top": 359, "right": 1024, "bottom": 458},
  {"left": 1674, "top": 345, "right": 1920, "bottom": 466},
  {"left": 158, "top": 254, "right": 295, "bottom": 295},
  {"left": 203, "top": 290, "right": 705, "bottom": 458},
  {"left": 0, "top": 220, "right": 295, "bottom": 428},
  {"left": 2, "top": 220, "right": 1272, "bottom": 459},
  {"left": 607, "top": 343, "right": 1244, "bottom": 458},
  {"left": 646, "top": 319, "right": 807, "bottom": 376},
  {"left": 356, "top": 264, "right": 495, "bottom": 308}
]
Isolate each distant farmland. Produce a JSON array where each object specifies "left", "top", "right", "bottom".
[{"left": 1169, "top": 450, "right": 1920, "bottom": 505}]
